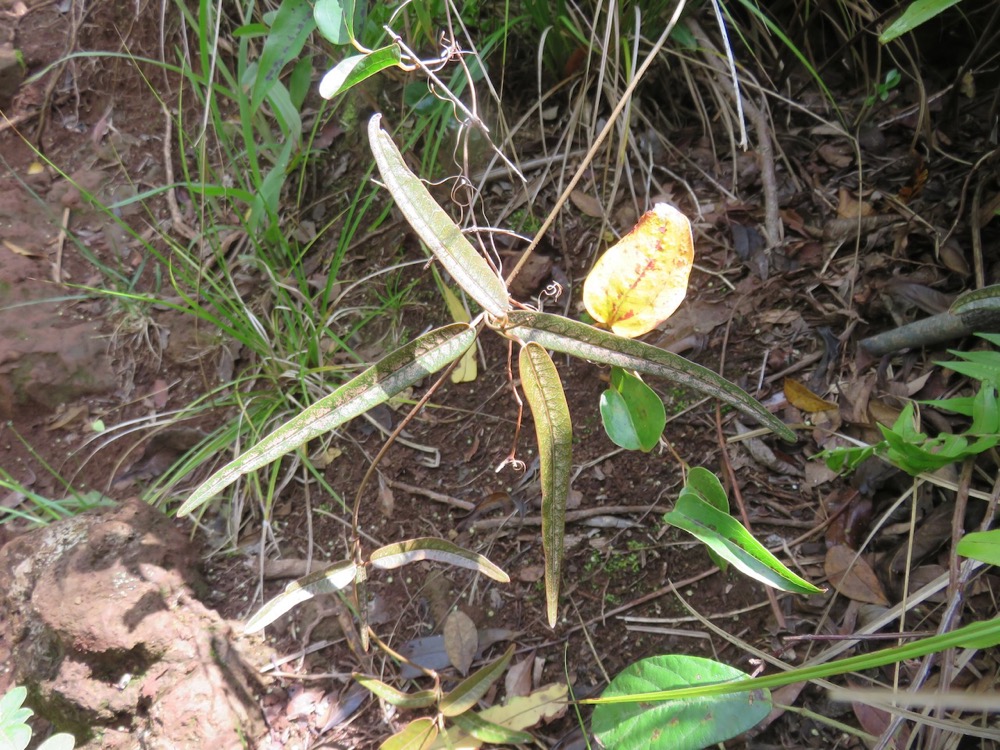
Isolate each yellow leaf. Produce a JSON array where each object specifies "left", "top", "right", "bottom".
[
  {"left": 435, "top": 270, "right": 478, "bottom": 383},
  {"left": 784, "top": 378, "right": 838, "bottom": 413},
  {"left": 583, "top": 203, "right": 693, "bottom": 338},
  {"left": 429, "top": 683, "right": 568, "bottom": 749},
  {"left": 3, "top": 239, "right": 43, "bottom": 258}
]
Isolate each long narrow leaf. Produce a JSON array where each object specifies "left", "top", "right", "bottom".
[
  {"left": 502, "top": 311, "right": 795, "bottom": 442},
  {"left": 251, "top": 0, "right": 315, "bottom": 112},
  {"left": 664, "top": 493, "right": 822, "bottom": 595},
  {"left": 381, "top": 718, "right": 438, "bottom": 750},
  {"left": 368, "top": 114, "right": 510, "bottom": 318},
  {"left": 519, "top": 343, "right": 573, "bottom": 628},
  {"left": 369, "top": 537, "right": 509, "bottom": 582},
  {"left": 439, "top": 644, "right": 515, "bottom": 717},
  {"left": 244, "top": 559, "right": 357, "bottom": 633},
  {"left": 319, "top": 46, "right": 402, "bottom": 99},
  {"left": 178, "top": 324, "right": 475, "bottom": 516},
  {"left": 584, "top": 615, "right": 1000, "bottom": 706},
  {"left": 353, "top": 675, "right": 438, "bottom": 709}
]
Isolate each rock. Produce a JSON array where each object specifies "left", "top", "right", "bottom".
[{"left": 0, "top": 500, "right": 268, "bottom": 749}]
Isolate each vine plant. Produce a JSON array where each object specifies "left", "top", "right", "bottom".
[{"left": 177, "top": 115, "right": 821, "bottom": 746}]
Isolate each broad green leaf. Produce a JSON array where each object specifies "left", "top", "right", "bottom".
[
  {"left": 519, "top": 344, "right": 573, "bottom": 628},
  {"left": 319, "top": 46, "right": 402, "bottom": 100},
  {"left": 381, "top": 718, "right": 438, "bottom": 750},
  {"left": 251, "top": 0, "right": 315, "bottom": 112},
  {"left": 592, "top": 655, "right": 771, "bottom": 750},
  {"left": 368, "top": 114, "right": 510, "bottom": 318},
  {"left": 664, "top": 493, "right": 822, "bottom": 595},
  {"left": 880, "top": 0, "right": 963, "bottom": 43},
  {"left": 957, "top": 530, "right": 1000, "bottom": 566},
  {"left": 583, "top": 203, "right": 694, "bottom": 338},
  {"left": 439, "top": 644, "right": 515, "bottom": 717},
  {"left": 0, "top": 686, "right": 32, "bottom": 750},
  {"left": 599, "top": 368, "right": 666, "bottom": 452},
  {"left": 353, "top": 675, "right": 438, "bottom": 709},
  {"left": 683, "top": 467, "right": 730, "bottom": 572},
  {"left": 585, "top": 616, "right": 1000, "bottom": 706},
  {"left": 314, "top": 0, "right": 355, "bottom": 44},
  {"left": 177, "top": 323, "right": 475, "bottom": 516},
  {"left": 501, "top": 311, "right": 795, "bottom": 442},
  {"left": 369, "top": 538, "right": 510, "bottom": 582},
  {"left": 244, "top": 560, "right": 357, "bottom": 633},
  {"left": 449, "top": 711, "right": 534, "bottom": 745}
]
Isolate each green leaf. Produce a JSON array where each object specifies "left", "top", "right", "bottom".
[
  {"left": 500, "top": 311, "right": 795, "bottom": 443},
  {"left": 0, "top": 686, "right": 32, "bottom": 750},
  {"left": 449, "top": 711, "right": 535, "bottom": 745},
  {"left": 353, "top": 675, "right": 438, "bottom": 709},
  {"left": 439, "top": 644, "right": 515, "bottom": 717},
  {"left": 663, "top": 491, "right": 823, "bottom": 595},
  {"left": 319, "top": 46, "right": 402, "bottom": 99},
  {"left": 599, "top": 368, "right": 666, "bottom": 452},
  {"left": 368, "top": 114, "right": 510, "bottom": 318},
  {"left": 177, "top": 323, "right": 475, "bottom": 516},
  {"left": 683, "top": 467, "right": 730, "bottom": 572},
  {"left": 880, "top": 0, "right": 964, "bottom": 43},
  {"left": 957, "top": 529, "right": 1000, "bottom": 566},
  {"left": 519, "top": 343, "right": 573, "bottom": 628},
  {"left": 369, "top": 538, "right": 510, "bottom": 582},
  {"left": 314, "top": 0, "right": 355, "bottom": 45},
  {"left": 592, "top": 655, "right": 771, "bottom": 750},
  {"left": 251, "top": 0, "right": 316, "bottom": 112},
  {"left": 380, "top": 718, "right": 438, "bottom": 750},
  {"left": 244, "top": 560, "right": 358, "bottom": 633}
]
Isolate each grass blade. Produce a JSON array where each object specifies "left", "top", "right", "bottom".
[
  {"left": 177, "top": 324, "right": 475, "bottom": 516},
  {"left": 368, "top": 114, "right": 510, "bottom": 318},
  {"left": 519, "top": 343, "right": 573, "bottom": 628},
  {"left": 502, "top": 311, "right": 795, "bottom": 442}
]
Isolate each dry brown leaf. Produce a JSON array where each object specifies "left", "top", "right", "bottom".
[
  {"left": 3, "top": 239, "right": 43, "bottom": 258},
  {"left": 824, "top": 545, "right": 890, "bottom": 605},
  {"left": 784, "top": 378, "right": 838, "bottom": 413},
  {"left": 377, "top": 475, "right": 395, "bottom": 518},
  {"left": 758, "top": 309, "right": 805, "bottom": 327},
  {"left": 46, "top": 404, "right": 88, "bottom": 431},
  {"left": 443, "top": 609, "right": 478, "bottom": 676},
  {"left": 504, "top": 655, "right": 534, "bottom": 700},
  {"left": 836, "top": 187, "right": 874, "bottom": 218},
  {"left": 569, "top": 189, "right": 603, "bottom": 218},
  {"left": 817, "top": 142, "right": 854, "bottom": 168},
  {"left": 150, "top": 379, "right": 169, "bottom": 410}
]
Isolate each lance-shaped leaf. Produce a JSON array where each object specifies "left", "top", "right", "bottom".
[
  {"left": 319, "top": 46, "right": 402, "bottom": 99},
  {"left": 369, "top": 537, "right": 510, "bottom": 583},
  {"left": 663, "top": 492, "right": 822, "bottom": 595},
  {"left": 353, "top": 674, "right": 438, "bottom": 709},
  {"left": 381, "top": 717, "right": 438, "bottom": 750},
  {"left": 368, "top": 114, "right": 510, "bottom": 318},
  {"left": 245, "top": 559, "right": 357, "bottom": 633},
  {"left": 519, "top": 343, "right": 573, "bottom": 628},
  {"left": 178, "top": 324, "right": 475, "bottom": 516},
  {"left": 502, "top": 311, "right": 795, "bottom": 443},
  {"left": 439, "top": 644, "right": 515, "bottom": 717},
  {"left": 450, "top": 711, "right": 535, "bottom": 745}
]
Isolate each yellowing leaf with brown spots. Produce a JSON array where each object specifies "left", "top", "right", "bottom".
[{"left": 583, "top": 203, "right": 694, "bottom": 338}]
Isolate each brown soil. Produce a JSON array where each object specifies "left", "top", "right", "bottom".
[{"left": 2, "top": 0, "right": 999, "bottom": 749}]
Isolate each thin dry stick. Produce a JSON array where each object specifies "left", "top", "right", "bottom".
[{"left": 505, "top": 0, "right": 688, "bottom": 288}]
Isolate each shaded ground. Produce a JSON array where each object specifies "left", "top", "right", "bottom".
[{"left": 2, "top": 0, "right": 1000, "bottom": 748}]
